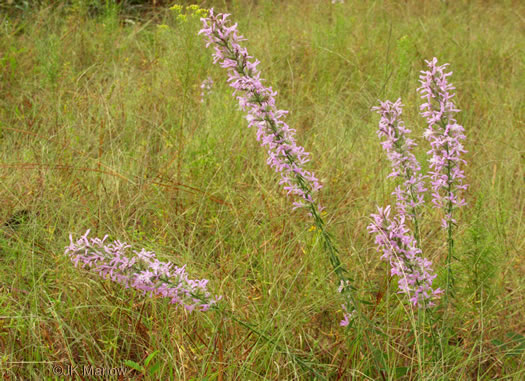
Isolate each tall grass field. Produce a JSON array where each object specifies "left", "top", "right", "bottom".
[{"left": 0, "top": 0, "right": 523, "bottom": 379}]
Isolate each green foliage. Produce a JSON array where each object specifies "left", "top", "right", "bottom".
[
  {"left": 125, "top": 350, "right": 161, "bottom": 377},
  {"left": 460, "top": 194, "right": 500, "bottom": 305}
]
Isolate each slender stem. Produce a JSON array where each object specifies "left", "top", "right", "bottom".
[
  {"left": 213, "top": 29, "right": 388, "bottom": 374},
  {"left": 445, "top": 152, "right": 454, "bottom": 302},
  {"left": 218, "top": 32, "right": 356, "bottom": 306},
  {"left": 436, "top": 115, "right": 455, "bottom": 303}
]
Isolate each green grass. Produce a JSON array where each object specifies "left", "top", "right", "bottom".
[{"left": 0, "top": 0, "right": 524, "bottom": 379}]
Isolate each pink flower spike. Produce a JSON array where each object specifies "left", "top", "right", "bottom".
[
  {"left": 199, "top": 10, "right": 322, "bottom": 212},
  {"left": 65, "top": 231, "right": 220, "bottom": 312},
  {"left": 367, "top": 206, "right": 441, "bottom": 308},
  {"left": 372, "top": 98, "right": 426, "bottom": 222},
  {"left": 418, "top": 58, "right": 468, "bottom": 228}
]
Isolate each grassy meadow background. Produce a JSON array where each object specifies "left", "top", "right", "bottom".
[{"left": 0, "top": 0, "right": 524, "bottom": 379}]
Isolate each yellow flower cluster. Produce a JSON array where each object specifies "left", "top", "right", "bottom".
[{"left": 170, "top": 3, "right": 208, "bottom": 23}]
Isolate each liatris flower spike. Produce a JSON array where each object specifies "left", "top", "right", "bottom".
[
  {"left": 372, "top": 98, "right": 426, "bottom": 242},
  {"left": 199, "top": 9, "right": 356, "bottom": 327},
  {"left": 65, "top": 230, "right": 221, "bottom": 312},
  {"left": 418, "top": 58, "right": 467, "bottom": 230},
  {"left": 418, "top": 58, "right": 467, "bottom": 298},
  {"left": 367, "top": 206, "right": 442, "bottom": 307},
  {"left": 370, "top": 98, "right": 441, "bottom": 307},
  {"left": 198, "top": 9, "right": 322, "bottom": 212}
]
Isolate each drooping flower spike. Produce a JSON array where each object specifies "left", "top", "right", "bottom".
[
  {"left": 65, "top": 230, "right": 221, "bottom": 312},
  {"left": 199, "top": 9, "right": 357, "bottom": 327},
  {"left": 418, "top": 58, "right": 467, "bottom": 229},
  {"left": 199, "top": 9, "right": 322, "bottom": 211}
]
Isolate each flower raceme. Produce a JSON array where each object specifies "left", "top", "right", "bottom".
[
  {"left": 372, "top": 99, "right": 426, "bottom": 225},
  {"left": 370, "top": 98, "right": 441, "bottom": 307},
  {"left": 198, "top": 9, "right": 322, "bottom": 211},
  {"left": 368, "top": 206, "right": 442, "bottom": 307},
  {"left": 418, "top": 58, "right": 467, "bottom": 229},
  {"left": 199, "top": 9, "right": 357, "bottom": 327},
  {"left": 65, "top": 230, "right": 221, "bottom": 312}
]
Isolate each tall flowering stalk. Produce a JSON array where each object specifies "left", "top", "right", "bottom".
[
  {"left": 418, "top": 58, "right": 467, "bottom": 296},
  {"left": 372, "top": 99, "right": 426, "bottom": 243},
  {"left": 65, "top": 230, "right": 221, "bottom": 312},
  {"left": 199, "top": 9, "right": 355, "bottom": 326},
  {"left": 370, "top": 99, "right": 441, "bottom": 307}
]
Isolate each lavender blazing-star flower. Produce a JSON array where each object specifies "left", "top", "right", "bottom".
[
  {"left": 65, "top": 230, "right": 221, "bottom": 312},
  {"left": 199, "top": 9, "right": 322, "bottom": 211},
  {"left": 418, "top": 58, "right": 467, "bottom": 229},
  {"left": 372, "top": 99, "right": 426, "bottom": 225},
  {"left": 370, "top": 98, "right": 440, "bottom": 307},
  {"left": 200, "top": 9, "right": 358, "bottom": 327},
  {"left": 368, "top": 206, "right": 442, "bottom": 307}
]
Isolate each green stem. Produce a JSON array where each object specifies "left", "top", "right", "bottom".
[
  {"left": 444, "top": 154, "right": 454, "bottom": 303},
  {"left": 214, "top": 29, "right": 388, "bottom": 375}
]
